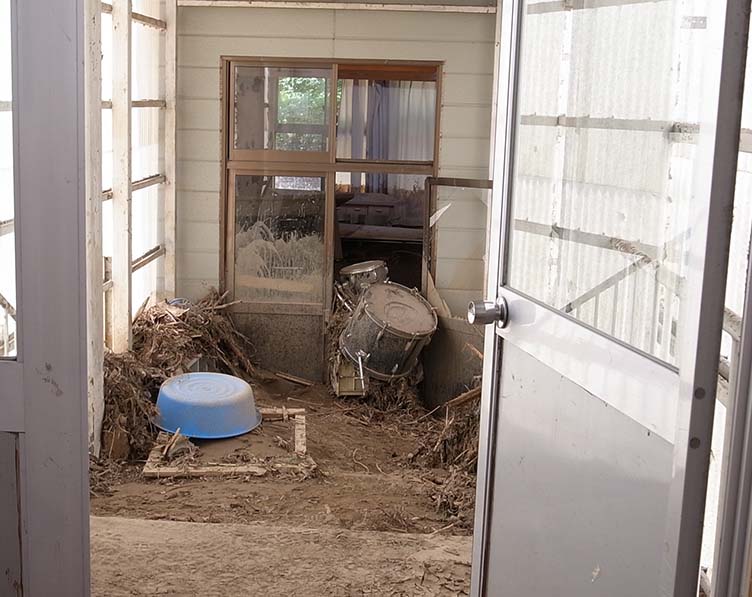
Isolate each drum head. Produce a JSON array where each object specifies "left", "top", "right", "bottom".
[
  {"left": 363, "top": 282, "right": 437, "bottom": 335},
  {"left": 340, "top": 260, "right": 386, "bottom": 276}
]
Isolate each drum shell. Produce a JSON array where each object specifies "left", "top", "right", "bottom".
[
  {"left": 339, "top": 294, "right": 436, "bottom": 381},
  {"left": 344, "top": 264, "right": 388, "bottom": 293}
]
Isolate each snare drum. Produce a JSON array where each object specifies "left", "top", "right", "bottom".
[
  {"left": 339, "top": 281, "right": 437, "bottom": 381},
  {"left": 339, "top": 260, "right": 389, "bottom": 294}
]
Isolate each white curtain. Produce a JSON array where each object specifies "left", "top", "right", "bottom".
[{"left": 336, "top": 79, "right": 435, "bottom": 192}]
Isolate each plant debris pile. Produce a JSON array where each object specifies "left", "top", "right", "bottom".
[
  {"left": 327, "top": 295, "right": 481, "bottom": 525},
  {"left": 413, "top": 388, "right": 481, "bottom": 527},
  {"left": 102, "top": 290, "right": 255, "bottom": 461},
  {"left": 133, "top": 290, "right": 256, "bottom": 381}
]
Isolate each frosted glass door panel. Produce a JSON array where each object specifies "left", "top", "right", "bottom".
[{"left": 507, "top": 2, "right": 712, "bottom": 366}]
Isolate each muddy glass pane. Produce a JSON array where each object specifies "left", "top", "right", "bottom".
[
  {"left": 234, "top": 175, "right": 325, "bottom": 303},
  {"left": 234, "top": 66, "right": 331, "bottom": 153},
  {"left": 506, "top": 1, "right": 714, "bottom": 366},
  {"left": 433, "top": 185, "right": 489, "bottom": 318},
  {"left": 335, "top": 172, "right": 426, "bottom": 290},
  {"left": 336, "top": 79, "right": 436, "bottom": 162},
  {"left": 0, "top": 0, "right": 15, "bottom": 358}
]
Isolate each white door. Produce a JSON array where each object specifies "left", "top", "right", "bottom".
[
  {"left": 0, "top": 0, "right": 90, "bottom": 594},
  {"left": 470, "top": 0, "right": 750, "bottom": 595}
]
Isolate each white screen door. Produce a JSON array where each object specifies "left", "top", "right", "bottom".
[{"left": 470, "top": 0, "right": 750, "bottom": 595}]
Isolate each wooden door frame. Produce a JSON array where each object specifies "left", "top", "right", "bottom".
[{"left": 219, "top": 55, "right": 443, "bottom": 304}]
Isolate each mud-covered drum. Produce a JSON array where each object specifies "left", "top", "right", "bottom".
[
  {"left": 340, "top": 281, "right": 438, "bottom": 381},
  {"left": 339, "top": 260, "right": 389, "bottom": 294}
]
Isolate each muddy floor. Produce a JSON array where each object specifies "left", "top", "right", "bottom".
[
  {"left": 91, "top": 516, "right": 472, "bottom": 596},
  {"left": 91, "top": 376, "right": 474, "bottom": 595},
  {"left": 92, "top": 377, "right": 464, "bottom": 534}
]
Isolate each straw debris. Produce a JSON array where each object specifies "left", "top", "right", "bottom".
[{"left": 101, "top": 290, "right": 256, "bottom": 461}]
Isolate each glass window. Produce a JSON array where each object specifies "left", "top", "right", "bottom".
[
  {"left": 336, "top": 79, "right": 436, "bottom": 162},
  {"left": 233, "top": 66, "right": 331, "bottom": 154},
  {"left": 505, "top": 2, "right": 712, "bottom": 366},
  {"left": 335, "top": 171, "right": 426, "bottom": 290},
  {"left": 132, "top": 106, "right": 162, "bottom": 180},
  {"left": 234, "top": 174, "right": 326, "bottom": 303},
  {"left": 0, "top": 0, "right": 16, "bottom": 357}
]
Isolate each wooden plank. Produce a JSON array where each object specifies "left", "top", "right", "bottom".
[
  {"left": 86, "top": 0, "right": 105, "bottom": 455},
  {"left": 143, "top": 421, "right": 313, "bottom": 478},
  {"left": 111, "top": 0, "right": 133, "bottom": 352},
  {"left": 131, "top": 11, "right": 167, "bottom": 30},
  {"left": 132, "top": 99, "right": 166, "bottom": 108},
  {"left": 176, "top": 0, "right": 496, "bottom": 12},
  {"left": 273, "top": 372, "right": 315, "bottom": 386},
  {"left": 258, "top": 407, "right": 306, "bottom": 419},
  {"left": 338, "top": 222, "right": 423, "bottom": 242},
  {"left": 102, "top": 173, "right": 165, "bottom": 202},
  {"left": 0, "top": 217, "right": 13, "bottom": 237},
  {"left": 131, "top": 244, "right": 165, "bottom": 272},
  {"left": 0, "top": 291, "right": 16, "bottom": 320},
  {"left": 294, "top": 415, "right": 307, "bottom": 455},
  {"left": 131, "top": 173, "right": 166, "bottom": 192},
  {"left": 164, "top": 0, "right": 178, "bottom": 298}
]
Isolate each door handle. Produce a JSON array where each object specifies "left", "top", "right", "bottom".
[{"left": 467, "top": 297, "right": 510, "bottom": 328}]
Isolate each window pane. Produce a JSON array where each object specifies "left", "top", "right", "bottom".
[
  {"left": 335, "top": 171, "right": 426, "bottom": 290},
  {"left": 0, "top": 0, "right": 15, "bottom": 357},
  {"left": 506, "top": 2, "right": 714, "bottom": 366},
  {"left": 132, "top": 106, "right": 162, "bottom": 181},
  {"left": 132, "top": 185, "right": 161, "bottom": 258},
  {"left": 101, "top": 12, "right": 112, "bottom": 102},
  {"left": 233, "top": 66, "right": 331, "bottom": 153},
  {"left": 336, "top": 79, "right": 436, "bottom": 162},
  {"left": 132, "top": 23, "right": 163, "bottom": 100},
  {"left": 234, "top": 174, "right": 325, "bottom": 303}
]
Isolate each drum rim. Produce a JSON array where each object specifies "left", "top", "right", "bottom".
[
  {"left": 339, "top": 260, "right": 387, "bottom": 276},
  {"left": 358, "top": 281, "right": 438, "bottom": 338}
]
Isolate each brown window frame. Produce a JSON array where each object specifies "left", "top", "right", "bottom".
[{"left": 220, "top": 56, "right": 443, "bottom": 318}]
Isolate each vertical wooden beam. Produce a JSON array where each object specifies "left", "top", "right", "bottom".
[
  {"left": 85, "top": 0, "right": 104, "bottom": 455},
  {"left": 112, "top": 0, "right": 132, "bottom": 351},
  {"left": 163, "top": 0, "right": 178, "bottom": 298}
]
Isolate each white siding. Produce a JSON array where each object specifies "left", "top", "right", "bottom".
[{"left": 175, "top": 6, "right": 495, "bottom": 313}]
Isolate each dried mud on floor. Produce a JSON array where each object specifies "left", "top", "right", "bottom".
[
  {"left": 91, "top": 516, "right": 472, "bottom": 597},
  {"left": 92, "top": 376, "right": 473, "bottom": 536}
]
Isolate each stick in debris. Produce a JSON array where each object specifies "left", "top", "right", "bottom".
[
  {"left": 463, "top": 343, "right": 483, "bottom": 362},
  {"left": 274, "top": 371, "right": 315, "bottom": 387},
  {"left": 444, "top": 386, "right": 481, "bottom": 410},
  {"left": 162, "top": 427, "right": 182, "bottom": 458}
]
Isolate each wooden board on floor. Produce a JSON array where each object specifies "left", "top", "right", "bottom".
[{"left": 143, "top": 409, "right": 312, "bottom": 479}]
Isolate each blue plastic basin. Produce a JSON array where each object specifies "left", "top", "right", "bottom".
[{"left": 155, "top": 372, "right": 262, "bottom": 439}]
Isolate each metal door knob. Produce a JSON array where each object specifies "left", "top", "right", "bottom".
[{"left": 467, "top": 297, "right": 509, "bottom": 328}]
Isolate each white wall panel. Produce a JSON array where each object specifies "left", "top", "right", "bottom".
[
  {"left": 178, "top": 66, "right": 220, "bottom": 99},
  {"left": 177, "top": 98, "right": 220, "bottom": 130},
  {"left": 175, "top": 6, "right": 495, "bottom": 303}
]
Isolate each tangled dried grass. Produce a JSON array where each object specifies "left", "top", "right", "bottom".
[
  {"left": 133, "top": 290, "right": 256, "bottom": 381},
  {"left": 101, "top": 290, "right": 256, "bottom": 461},
  {"left": 414, "top": 392, "right": 481, "bottom": 527}
]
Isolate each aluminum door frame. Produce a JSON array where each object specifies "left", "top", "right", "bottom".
[
  {"left": 0, "top": 0, "right": 91, "bottom": 594},
  {"left": 471, "top": 0, "right": 751, "bottom": 595}
]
